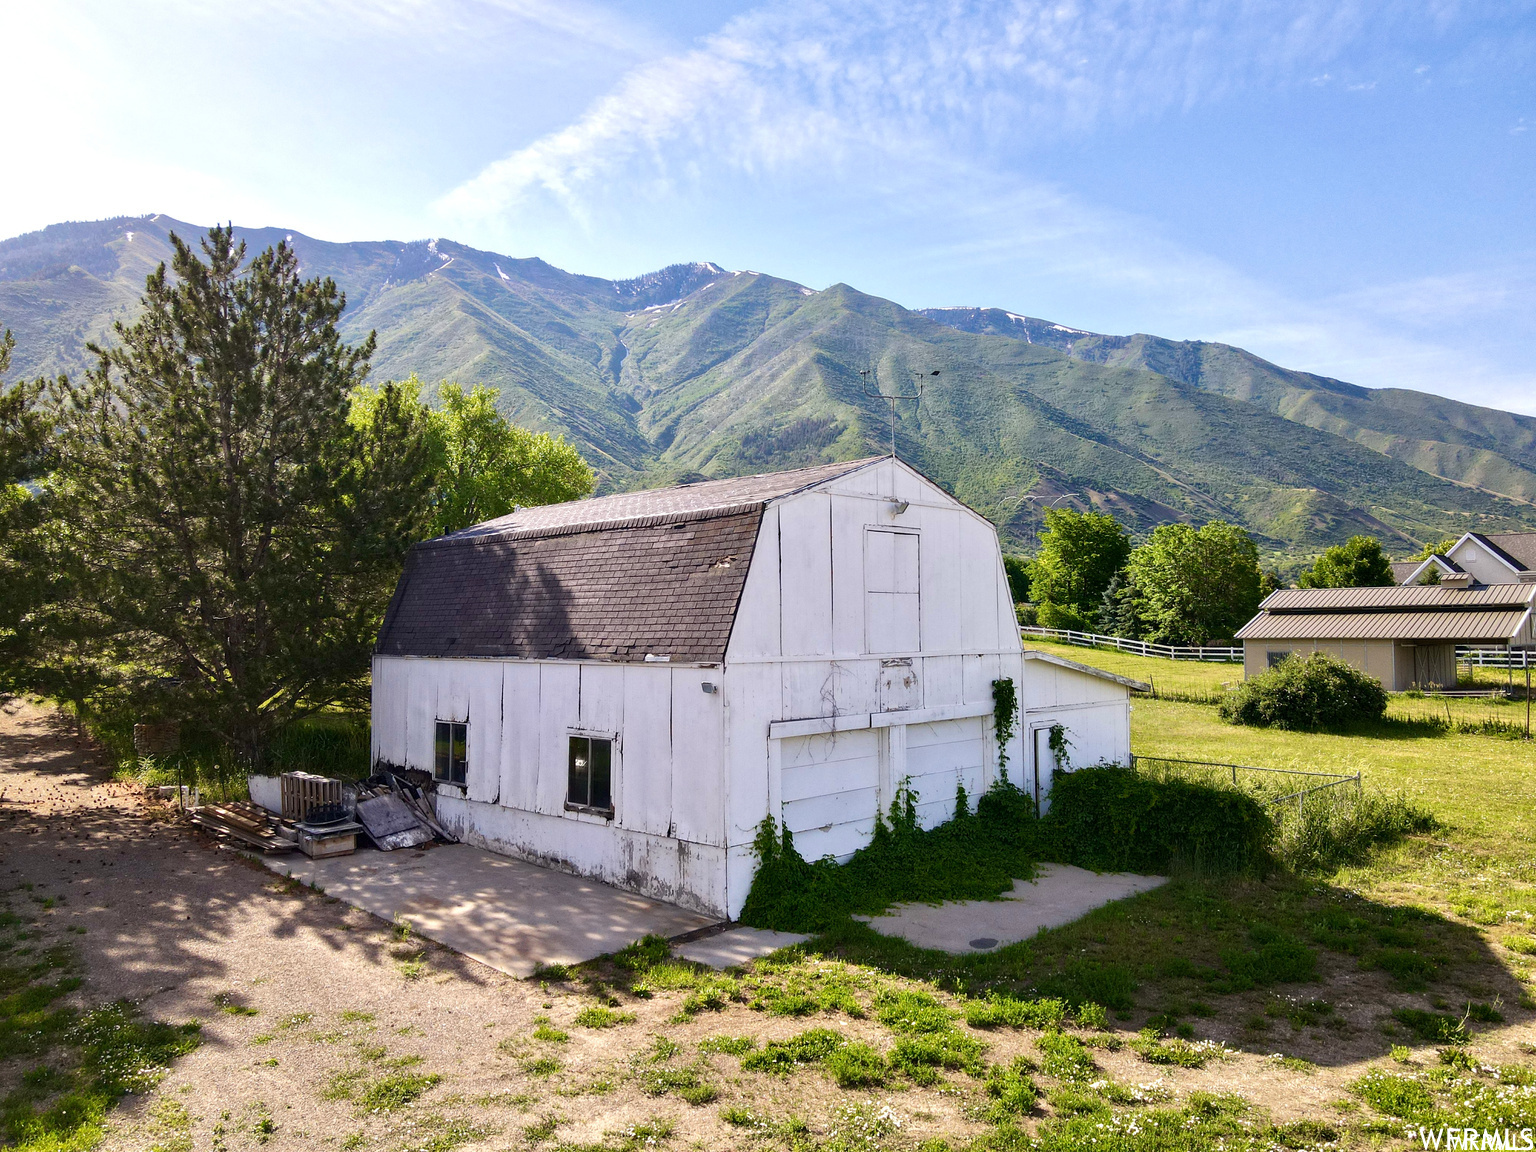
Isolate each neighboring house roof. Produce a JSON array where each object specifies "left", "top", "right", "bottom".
[
  {"left": 1237, "top": 609, "right": 1531, "bottom": 643},
  {"left": 1022, "top": 649, "right": 1150, "bottom": 693},
  {"left": 376, "top": 458, "right": 888, "bottom": 664},
  {"left": 1391, "top": 555, "right": 1461, "bottom": 585},
  {"left": 1467, "top": 531, "right": 1536, "bottom": 573},
  {"left": 1258, "top": 584, "right": 1533, "bottom": 612},
  {"left": 1237, "top": 583, "right": 1536, "bottom": 644}
]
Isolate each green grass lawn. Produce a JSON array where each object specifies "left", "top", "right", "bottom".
[{"left": 1026, "top": 636, "right": 1532, "bottom": 731}]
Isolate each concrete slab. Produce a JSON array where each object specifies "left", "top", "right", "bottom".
[
  {"left": 264, "top": 843, "right": 716, "bottom": 978},
  {"left": 858, "top": 863, "right": 1168, "bottom": 954},
  {"left": 674, "top": 927, "right": 810, "bottom": 970}
]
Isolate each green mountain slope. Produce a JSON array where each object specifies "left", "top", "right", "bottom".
[
  {"left": 4, "top": 215, "right": 1535, "bottom": 560},
  {"left": 922, "top": 307, "right": 1536, "bottom": 508}
]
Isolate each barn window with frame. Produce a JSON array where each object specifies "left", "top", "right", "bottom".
[
  {"left": 434, "top": 720, "right": 467, "bottom": 784},
  {"left": 566, "top": 735, "right": 613, "bottom": 817}
]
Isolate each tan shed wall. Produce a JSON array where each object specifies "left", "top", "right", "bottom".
[{"left": 1243, "top": 638, "right": 1402, "bottom": 688}]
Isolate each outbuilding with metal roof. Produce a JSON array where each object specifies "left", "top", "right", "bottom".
[{"left": 1235, "top": 582, "right": 1536, "bottom": 690}]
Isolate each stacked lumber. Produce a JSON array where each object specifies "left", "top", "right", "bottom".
[{"left": 189, "top": 801, "right": 294, "bottom": 853}]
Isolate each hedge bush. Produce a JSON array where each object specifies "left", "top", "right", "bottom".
[
  {"left": 1042, "top": 763, "right": 1274, "bottom": 874},
  {"left": 738, "top": 780, "right": 1039, "bottom": 932},
  {"left": 1218, "top": 652, "right": 1387, "bottom": 730}
]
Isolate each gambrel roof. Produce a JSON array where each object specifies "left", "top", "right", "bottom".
[{"left": 376, "top": 458, "right": 885, "bottom": 663}]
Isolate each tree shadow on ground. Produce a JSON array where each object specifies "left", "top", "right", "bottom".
[{"left": 804, "top": 870, "right": 1523, "bottom": 1070}]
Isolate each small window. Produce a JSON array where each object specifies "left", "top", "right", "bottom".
[
  {"left": 1266, "top": 650, "right": 1291, "bottom": 669},
  {"left": 434, "top": 720, "right": 467, "bottom": 784},
  {"left": 566, "top": 735, "right": 613, "bottom": 816}
]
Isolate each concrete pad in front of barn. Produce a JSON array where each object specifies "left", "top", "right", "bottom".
[
  {"left": 675, "top": 927, "right": 811, "bottom": 969},
  {"left": 856, "top": 863, "right": 1167, "bottom": 954},
  {"left": 264, "top": 842, "right": 717, "bottom": 977}
]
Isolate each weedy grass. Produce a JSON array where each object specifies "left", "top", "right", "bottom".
[
  {"left": 0, "top": 929, "right": 201, "bottom": 1152},
  {"left": 572, "top": 1006, "right": 635, "bottom": 1029},
  {"left": 739, "top": 1028, "right": 845, "bottom": 1074}
]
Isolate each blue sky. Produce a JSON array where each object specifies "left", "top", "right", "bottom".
[{"left": 7, "top": 0, "right": 1535, "bottom": 412}]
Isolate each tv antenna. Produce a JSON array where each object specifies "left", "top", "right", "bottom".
[{"left": 861, "top": 367, "right": 939, "bottom": 458}]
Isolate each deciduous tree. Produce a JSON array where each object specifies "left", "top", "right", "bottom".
[
  {"left": 353, "top": 378, "right": 594, "bottom": 536},
  {"left": 1127, "top": 521, "right": 1263, "bottom": 645},
  {"left": 1297, "top": 535, "right": 1394, "bottom": 588},
  {"left": 1031, "top": 508, "right": 1130, "bottom": 625}
]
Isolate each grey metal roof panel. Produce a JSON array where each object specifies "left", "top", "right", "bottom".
[
  {"left": 1259, "top": 584, "right": 1536, "bottom": 612},
  {"left": 447, "top": 457, "right": 883, "bottom": 541},
  {"left": 1236, "top": 608, "right": 1529, "bottom": 642},
  {"left": 376, "top": 509, "right": 764, "bottom": 662}
]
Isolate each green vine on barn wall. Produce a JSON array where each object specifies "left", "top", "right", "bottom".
[{"left": 992, "top": 677, "right": 1018, "bottom": 779}]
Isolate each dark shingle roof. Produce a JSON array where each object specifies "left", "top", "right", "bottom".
[
  {"left": 378, "top": 510, "right": 764, "bottom": 662},
  {"left": 377, "top": 458, "right": 885, "bottom": 663}
]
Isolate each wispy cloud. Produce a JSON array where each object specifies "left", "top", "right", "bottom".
[
  {"left": 144, "top": 0, "right": 658, "bottom": 54},
  {"left": 439, "top": 0, "right": 1398, "bottom": 220}
]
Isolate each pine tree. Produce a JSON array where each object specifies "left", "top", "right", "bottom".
[
  {"left": 35, "top": 227, "right": 437, "bottom": 765},
  {"left": 1098, "top": 571, "right": 1146, "bottom": 639}
]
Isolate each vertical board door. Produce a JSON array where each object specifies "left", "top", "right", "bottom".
[
  {"left": 1032, "top": 726, "right": 1058, "bottom": 813},
  {"left": 905, "top": 717, "right": 986, "bottom": 827},
  {"left": 779, "top": 729, "right": 881, "bottom": 861},
  {"left": 865, "top": 528, "right": 920, "bottom": 653}
]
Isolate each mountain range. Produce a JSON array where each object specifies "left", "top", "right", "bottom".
[{"left": 4, "top": 214, "right": 1536, "bottom": 564}]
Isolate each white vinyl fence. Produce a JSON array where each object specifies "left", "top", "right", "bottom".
[
  {"left": 1458, "top": 646, "right": 1533, "bottom": 670},
  {"left": 1021, "top": 626, "right": 1242, "bottom": 663}
]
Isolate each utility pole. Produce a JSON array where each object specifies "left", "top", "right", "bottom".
[{"left": 861, "top": 367, "right": 938, "bottom": 459}]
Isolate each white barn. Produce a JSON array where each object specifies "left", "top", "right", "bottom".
[{"left": 372, "top": 457, "right": 1141, "bottom": 919}]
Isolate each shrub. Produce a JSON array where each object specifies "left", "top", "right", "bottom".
[
  {"left": 1217, "top": 652, "right": 1387, "bottom": 730},
  {"left": 1043, "top": 764, "right": 1273, "bottom": 874},
  {"left": 1036, "top": 600, "right": 1090, "bottom": 632},
  {"left": 1274, "top": 789, "right": 1437, "bottom": 873},
  {"left": 738, "top": 778, "right": 1038, "bottom": 932}
]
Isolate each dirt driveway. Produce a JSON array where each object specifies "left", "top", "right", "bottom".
[{"left": 0, "top": 697, "right": 718, "bottom": 1151}]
